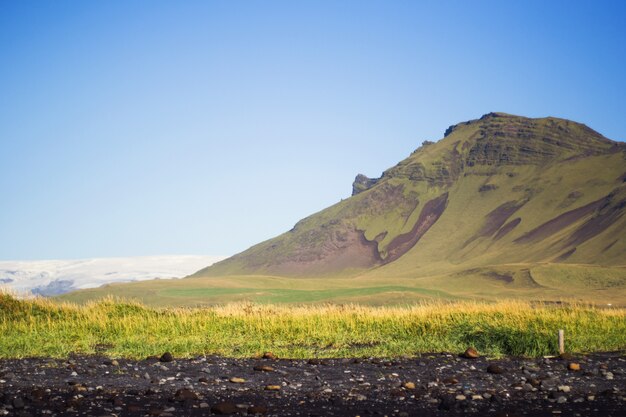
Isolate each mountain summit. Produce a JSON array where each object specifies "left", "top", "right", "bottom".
[{"left": 195, "top": 113, "right": 626, "bottom": 282}]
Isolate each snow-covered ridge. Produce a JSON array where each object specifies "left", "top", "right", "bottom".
[{"left": 0, "top": 255, "right": 224, "bottom": 296}]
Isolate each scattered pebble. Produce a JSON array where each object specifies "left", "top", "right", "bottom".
[
  {"left": 211, "top": 401, "right": 238, "bottom": 414},
  {"left": 568, "top": 362, "right": 581, "bottom": 371},
  {"left": 0, "top": 353, "right": 623, "bottom": 416},
  {"left": 487, "top": 364, "right": 505, "bottom": 374},
  {"left": 462, "top": 347, "right": 480, "bottom": 359},
  {"left": 254, "top": 365, "right": 274, "bottom": 372}
]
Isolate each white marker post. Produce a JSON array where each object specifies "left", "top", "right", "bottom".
[{"left": 558, "top": 329, "right": 565, "bottom": 355}]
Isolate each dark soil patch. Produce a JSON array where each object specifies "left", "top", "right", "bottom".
[
  {"left": 478, "top": 184, "right": 498, "bottom": 192},
  {"left": 558, "top": 191, "right": 583, "bottom": 209},
  {"left": 385, "top": 193, "right": 448, "bottom": 263},
  {"left": 269, "top": 227, "right": 383, "bottom": 276},
  {"left": 481, "top": 201, "right": 526, "bottom": 237},
  {"left": 484, "top": 271, "right": 514, "bottom": 284},
  {"left": 493, "top": 217, "right": 521, "bottom": 241},
  {"left": 554, "top": 247, "right": 577, "bottom": 261},
  {"left": 564, "top": 192, "right": 626, "bottom": 247},
  {"left": 373, "top": 231, "right": 388, "bottom": 243},
  {"left": 603, "top": 239, "right": 619, "bottom": 253},
  {"left": 464, "top": 201, "right": 526, "bottom": 247},
  {"left": 514, "top": 197, "right": 605, "bottom": 244},
  {"left": 519, "top": 269, "right": 544, "bottom": 288}
]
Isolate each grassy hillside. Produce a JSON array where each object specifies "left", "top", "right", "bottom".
[
  {"left": 197, "top": 112, "right": 626, "bottom": 278},
  {"left": 59, "top": 112, "right": 626, "bottom": 307},
  {"left": 4, "top": 293, "right": 626, "bottom": 358}
]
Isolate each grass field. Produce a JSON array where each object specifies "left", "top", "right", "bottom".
[
  {"left": 2, "top": 292, "right": 625, "bottom": 359},
  {"left": 57, "top": 263, "right": 626, "bottom": 307}
]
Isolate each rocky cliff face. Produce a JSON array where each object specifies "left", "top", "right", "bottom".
[
  {"left": 352, "top": 174, "right": 380, "bottom": 195},
  {"left": 196, "top": 113, "right": 626, "bottom": 278}
]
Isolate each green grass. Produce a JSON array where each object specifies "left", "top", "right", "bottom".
[
  {"left": 2, "top": 292, "right": 625, "bottom": 359},
  {"left": 160, "top": 286, "right": 455, "bottom": 303},
  {"left": 58, "top": 263, "right": 626, "bottom": 307}
]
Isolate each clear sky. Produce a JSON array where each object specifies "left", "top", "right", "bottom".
[{"left": 1, "top": 1, "right": 625, "bottom": 260}]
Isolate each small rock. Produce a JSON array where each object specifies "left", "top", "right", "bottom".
[
  {"left": 443, "top": 377, "right": 459, "bottom": 384},
  {"left": 265, "top": 385, "right": 281, "bottom": 391},
  {"left": 438, "top": 397, "right": 453, "bottom": 410},
  {"left": 471, "top": 394, "right": 483, "bottom": 400},
  {"left": 199, "top": 402, "right": 209, "bottom": 408},
  {"left": 403, "top": 382, "right": 415, "bottom": 389},
  {"left": 159, "top": 352, "right": 173, "bottom": 363},
  {"left": 462, "top": 347, "right": 480, "bottom": 359},
  {"left": 568, "top": 362, "right": 581, "bottom": 371},
  {"left": 540, "top": 378, "right": 557, "bottom": 389},
  {"left": 605, "top": 372, "right": 614, "bottom": 380},
  {"left": 229, "top": 377, "right": 246, "bottom": 383},
  {"left": 558, "top": 385, "right": 571, "bottom": 393},
  {"left": 587, "top": 395, "right": 596, "bottom": 401},
  {"left": 211, "top": 401, "right": 238, "bottom": 415},
  {"left": 456, "top": 394, "right": 467, "bottom": 401},
  {"left": 12, "top": 397, "right": 25, "bottom": 409},
  {"left": 254, "top": 365, "right": 274, "bottom": 372},
  {"left": 174, "top": 388, "right": 198, "bottom": 401},
  {"left": 248, "top": 405, "right": 268, "bottom": 415},
  {"left": 487, "top": 364, "right": 504, "bottom": 374},
  {"left": 557, "top": 396, "right": 567, "bottom": 404}
]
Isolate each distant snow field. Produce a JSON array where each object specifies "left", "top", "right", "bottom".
[{"left": 0, "top": 255, "right": 225, "bottom": 296}]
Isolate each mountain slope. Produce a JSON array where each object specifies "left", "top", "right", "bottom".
[{"left": 196, "top": 113, "right": 626, "bottom": 280}]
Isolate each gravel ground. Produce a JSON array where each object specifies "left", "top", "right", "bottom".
[{"left": 0, "top": 352, "right": 624, "bottom": 416}]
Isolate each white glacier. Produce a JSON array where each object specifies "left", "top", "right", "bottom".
[{"left": 0, "top": 255, "right": 224, "bottom": 296}]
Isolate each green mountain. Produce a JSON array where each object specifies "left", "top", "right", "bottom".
[
  {"left": 59, "top": 112, "right": 626, "bottom": 306},
  {"left": 196, "top": 112, "right": 626, "bottom": 282}
]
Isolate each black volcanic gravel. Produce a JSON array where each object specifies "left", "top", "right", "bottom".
[{"left": 0, "top": 352, "right": 624, "bottom": 416}]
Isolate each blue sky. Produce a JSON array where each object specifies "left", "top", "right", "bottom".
[{"left": 1, "top": 1, "right": 625, "bottom": 260}]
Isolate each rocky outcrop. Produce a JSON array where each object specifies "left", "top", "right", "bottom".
[{"left": 352, "top": 174, "right": 380, "bottom": 196}]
